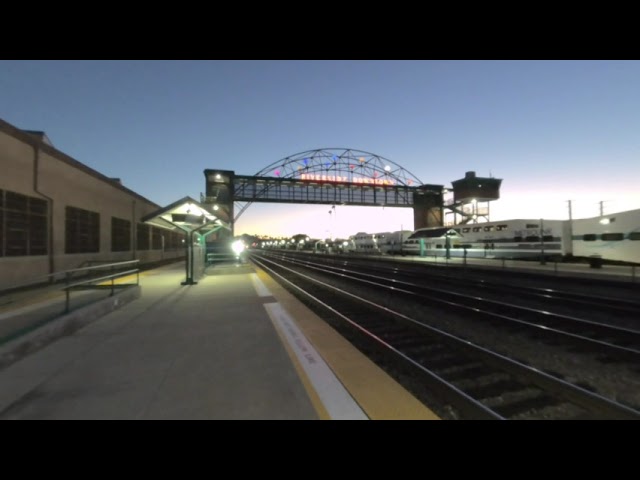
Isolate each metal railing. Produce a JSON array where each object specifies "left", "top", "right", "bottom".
[
  {"left": 206, "top": 253, "right": 237, "bottom": 264},
  {"left": 381, "top": 253, "right": 639, "bottom": 284},
  {"left": 62, "top": 260, "right": 140, "bottom": 312}
]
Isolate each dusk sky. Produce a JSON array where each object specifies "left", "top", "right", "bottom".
[{"left": 2, "top": 60, "right": 639, "bottom": 239}]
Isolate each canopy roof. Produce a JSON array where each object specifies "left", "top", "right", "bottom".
[{"left": 141, "top": 196, "right": 230, "bottom": 234}]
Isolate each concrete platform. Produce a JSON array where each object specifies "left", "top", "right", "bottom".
[{"left": 0, "top": 261, "right": 439, "bottom": 420}]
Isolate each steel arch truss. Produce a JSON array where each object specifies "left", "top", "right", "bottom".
[
  {"left": 255, "top": 148, "right": 422, "bottom": 187},
  {"left": 233, "top": 148, "right": 429, "bottom": 222}
]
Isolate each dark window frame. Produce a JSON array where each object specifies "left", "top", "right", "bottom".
[
  {"left": 65, "top": 205, "right": 100, "bottom": 254},
  {"left": 136, "top": 223, "right": 150, "bottom": 251},
  {"left": 111, "top": 217, "right": 131, "bottom": 252},
  {"left": 601, "top": 233, "right": 624, "bottom": 241},
  {"left": 1, "top": 190, "right": 49, "bottom": 257}
]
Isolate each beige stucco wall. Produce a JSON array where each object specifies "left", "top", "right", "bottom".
[{"left": 0, "top": 125, "right": 183, "bottom": 291}]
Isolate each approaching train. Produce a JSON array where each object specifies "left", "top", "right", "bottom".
[{"left": 348, "top": 207, "right": 640, "bottom": 264}]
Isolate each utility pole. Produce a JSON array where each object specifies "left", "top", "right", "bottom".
[
  {"left": 567, "top": 200, "right": 573, "bottom": 257},
  {"left": 540, "top": 218, "right": 546, "bottom": 265}
]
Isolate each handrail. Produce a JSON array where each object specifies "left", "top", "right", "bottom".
[
  {"left": 0, "top": 260, "right": 141, "bottom": 296},
  {"left": 63, "top": 266, "right": 140, "bottom": 312},
  {"left": 61, "top": 260, "right": 140, "bottom": 276},
  {"left": 64, "top": 269, "right": 140, "bottom": 290}
]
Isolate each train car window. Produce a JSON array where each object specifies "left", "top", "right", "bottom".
[
  {"left": 462, "top": 228, "right": 470, "bottom": 233},
  {"left": 601, "top": 233, "right": 624, "bottom": 241},
  {"left": 525, "top": 236, "right": 540, "bottom": 242},
  {"left": 473, "top": 227, "right": 481, "bottom": 232},
  {"left": 496, "top": 225, "right": 508, "bottom": 231},
  {"left": 526, "top": 224, "right": 539, "bottom": 229},
  {"left": 583, "top": 234, "right": 597, "bottom": 241},
  {"left": 542, "top": 235, "right": 554, "bottom": 242},
  {"left": 484, "top": 226, "right": 494, "bottom": 232},
  {"left": 513, "top": 236, "right": 523, "bottom": 242},
  {"left": 629, "top": 232, "right": 640, "bottom": 241}
]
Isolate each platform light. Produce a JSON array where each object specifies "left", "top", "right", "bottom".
[
  {"left": 384, "top": 165, "right": 391, "bottom": 172},
  {"left": 231, "top": 240, "right": 245, "bottom": 254},
  {"left": 215, "top": 174, "right": 221, "bottom": 180}
]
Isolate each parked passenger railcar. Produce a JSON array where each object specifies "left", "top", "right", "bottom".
[
  {"left": 571, "top": 208, "right": 640, "bottom": 264},
  {"left": 348, "top": 231, "right": 414, "bottom": 254},
  {"left": 401, "top": 219, "right": 568, "bottom": 260},
  {"left": 343, "top": 208, "right": 640, "bottom": 264}
]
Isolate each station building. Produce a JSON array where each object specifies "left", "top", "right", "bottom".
[{"left": 0, "top": 117, "right": 184, "bottom": 291}]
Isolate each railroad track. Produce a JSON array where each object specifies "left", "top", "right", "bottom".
[
  {"left": 261, "top": 252, "right": 640, "bottom": 363},
  {"left": 251, "top": 252, "right": 640, "bottom": 420}
]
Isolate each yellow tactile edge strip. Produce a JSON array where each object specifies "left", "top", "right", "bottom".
[
  {"left": 265, "top": 301, "right": 368, "bottom": 420},
  {"left": 253, "top": 265, "right": 440, "bottom": 420}
]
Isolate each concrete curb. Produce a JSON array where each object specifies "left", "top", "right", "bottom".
[{"left": 0, "top": 285, "right": 141, "bottom": 371}]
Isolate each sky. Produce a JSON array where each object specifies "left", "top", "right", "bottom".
[{"left": 2, "top": 60, "right": 639, "bottom": 239}]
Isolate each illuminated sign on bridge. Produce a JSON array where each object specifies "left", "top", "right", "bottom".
[{"left": 299, "top": 173, "right": 397, "bottom": 185}]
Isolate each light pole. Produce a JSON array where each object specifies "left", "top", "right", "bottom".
[{"left": 328, "top": 205, "right": 336, "bottom": 240}]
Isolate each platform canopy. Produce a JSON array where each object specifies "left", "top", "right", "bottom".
[
  {"left": 141, "top": 196, "right": 231, "bottom": 285},
  {"left": 141, "top": 196, "right": 230, "bottom": 235}
]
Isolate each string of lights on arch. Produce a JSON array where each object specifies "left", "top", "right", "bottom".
[{"left": 253, "top": 148, "right": 423, "bottom": 187}]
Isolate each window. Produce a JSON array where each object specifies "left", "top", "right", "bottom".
[
  {"left": 1, "top": 190, "right": 48, "bottom": 257},
  {"left": 496, "top": 224, "right": 508, "bottom": 231},
  {"left": 583, "top": 234, "right": 597, "bottom": 241},
  {"left": 513, "top": 236, "right": 523, "bottom": 242},
  {"left": 525, "top": 236, "right": 540, "bottom": 242},
  {"left": 0, "top": 190, "right": 3, "bottom": 257},
  {"left": 629, "top": 232, "right": 640, "bottom": 241},
  {"left": 151, "top": 227, "right": 163, "bottom": 250},
  {"left": 462, "top": 228, "right": 470, "bottom": 233},
  {"left": 65, "top": 206, "right": 99, "bottom": 253},
  {"left": 29, "top": 197, "right": 47, "bottom": 255},
  {"left": 137, "top": 223, "right": 150, "bottom": 251},
  {"left": 542, "top": 235, "right": 554, "bottom": 242},
  {"left": 601, "top": 233, "right": 624, "bottom": 241},
  {"left": 526, "top": 224, "right": 539, "bottom": 229},
  {"left": 111, "top": 217, "right": 131, "bottom": 252},
  {"left": 165, "top": 231, "right": 181, "bottom": 250},
  {"left": 472, "top": 227, "right": 481, "bottom": 232},
  {"left": 484, "top": 226, "right": 494, "bottom": 232}
]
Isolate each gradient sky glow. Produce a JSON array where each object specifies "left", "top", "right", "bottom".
[{"left": 2, "top": 60, "right": 639, "bottom": 239}]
